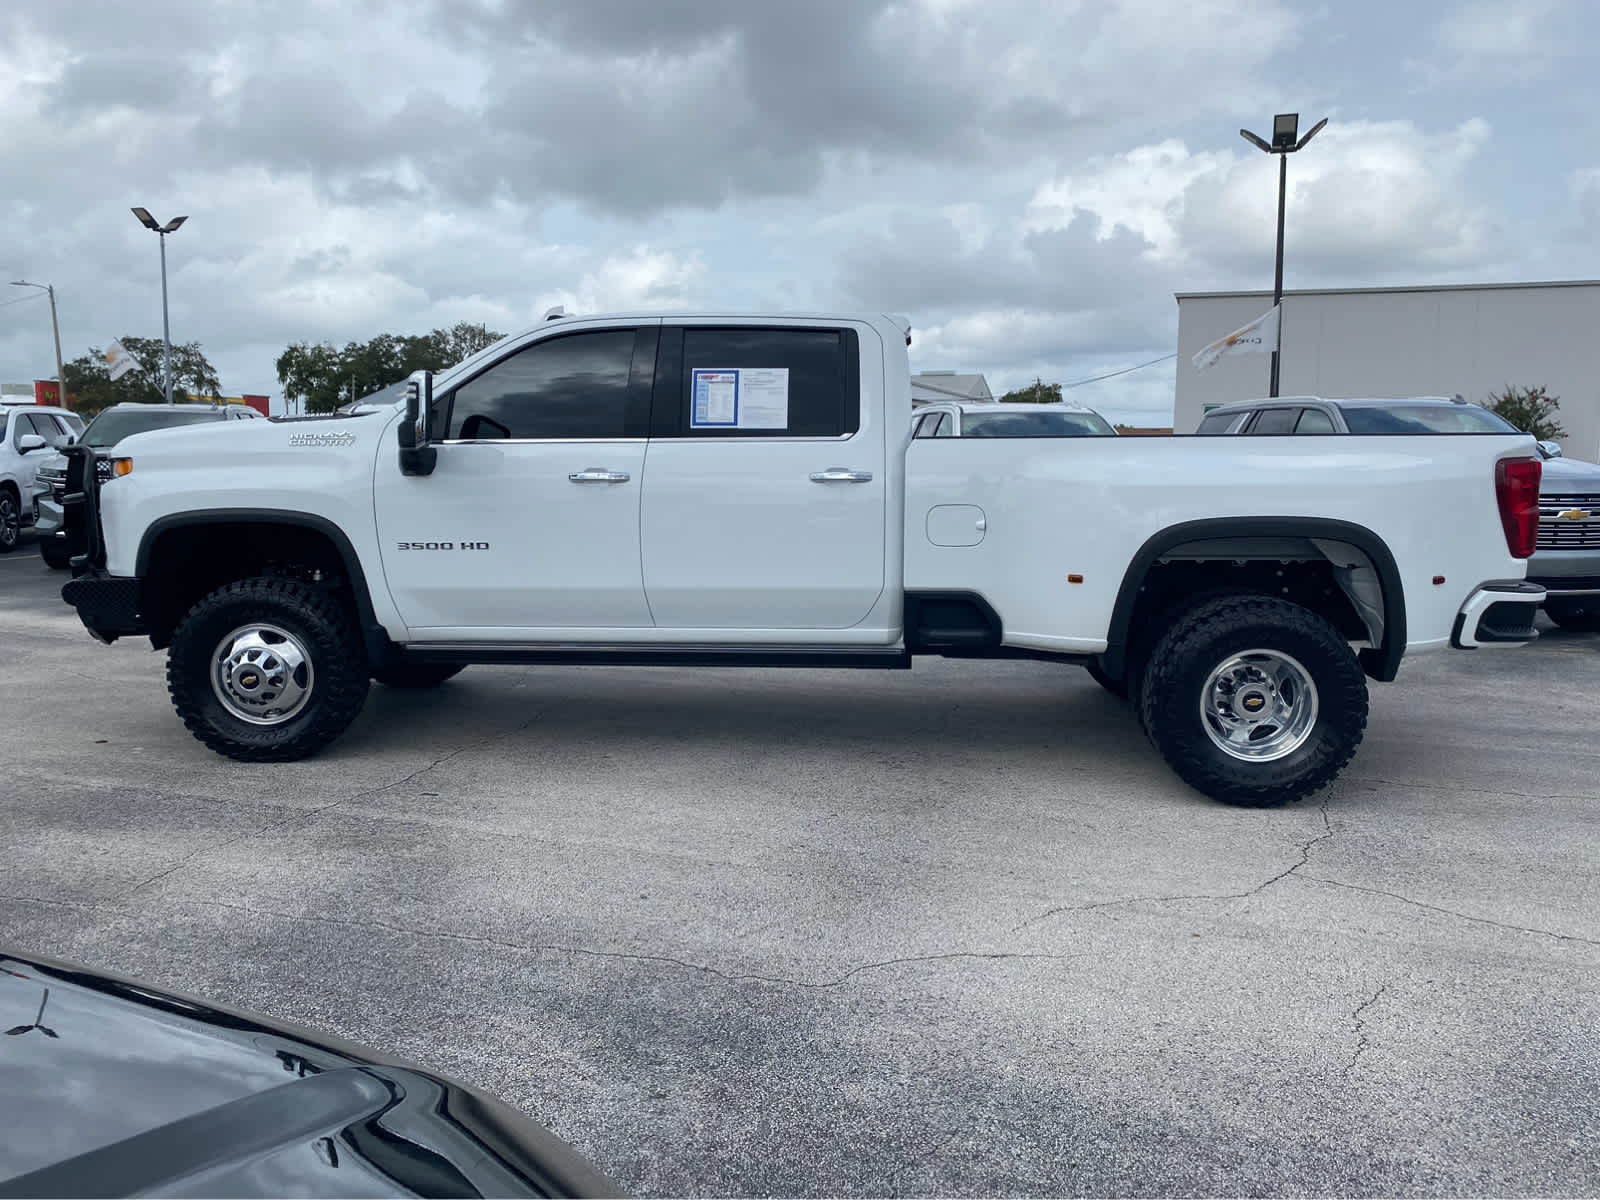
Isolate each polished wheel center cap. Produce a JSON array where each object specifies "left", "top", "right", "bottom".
[{"left": 211, "top": 623, "right": 314, "bottom": 726}]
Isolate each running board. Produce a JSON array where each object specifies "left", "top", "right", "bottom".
[{"left": 401, "top": 643, "right": 913, "bottom": 669}]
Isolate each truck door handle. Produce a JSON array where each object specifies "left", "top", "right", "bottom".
[
  {"left": 809, "top": 468, "right": 873, "bottom": 483},
  {"left": 568, "top": 469, "right": 631, "bottom": 483}
]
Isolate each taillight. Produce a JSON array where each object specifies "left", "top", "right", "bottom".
[{"left": 1495, "top": 457, "right": 1541, "bottom": 559}]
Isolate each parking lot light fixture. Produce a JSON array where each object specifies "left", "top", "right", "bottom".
[
  {"left": 130, "top": 207, "right": 189, "bottom": 404},
  {"left": 1239, "top": 113, "right": 1328, "bottom": 397}
]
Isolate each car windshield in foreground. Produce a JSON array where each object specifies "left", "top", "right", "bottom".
[
  {"left": 1341, "top": 404, "right": 1518, "bottom": 435},
  {"left": 962, "top": 410, "right": 1116, "bottom": 437},
  {"left": 82, "top": 409, "right": 221, "bottom": 447}
]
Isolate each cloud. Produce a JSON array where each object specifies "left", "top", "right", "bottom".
[
  {"left": 1030, "top": 119, "right": 1501, "bottom": 283},
  {"left": 1407, "top": 0, "right": 1569, "bottom": 87},
  {"left": 1, "top": 0, "right": 1593, "bottom": 430}
]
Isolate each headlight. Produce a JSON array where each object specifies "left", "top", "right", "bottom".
[{"left": 107, "top": 457, "right": 133, "bottom": 478}]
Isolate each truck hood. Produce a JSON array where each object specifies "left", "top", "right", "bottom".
[
  {"left": 113, "top": 411, "right": 387, "bottom": 461},
  {"left": 0, "top": 946, "right": 617, "bottom": 1197},
  {"left": 1540, "top": 454, "right": 1600, "bottom": 493}
]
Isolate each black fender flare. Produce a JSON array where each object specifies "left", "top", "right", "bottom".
[
  {"left": 136, "top": 509, "right": 391, "bottom": 663},
  {"left": 1101, "top": 517, "right": 1407, "bottom": 683}
]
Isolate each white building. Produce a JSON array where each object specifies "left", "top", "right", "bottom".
[{"left": 1175, "top": 280, "right": 1600, "bottom": 461}]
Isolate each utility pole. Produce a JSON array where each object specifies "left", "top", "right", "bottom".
[{"left": 9, "top": 280, "right": 65, "bottom": 400}]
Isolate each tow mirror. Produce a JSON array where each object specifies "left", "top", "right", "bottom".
[{"left": 399, "top": 370, "right": 437, "bottom": 477}]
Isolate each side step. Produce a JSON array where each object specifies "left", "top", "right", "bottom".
[{"left": 401, "top": 643, "right": 913, "bottom": 669}]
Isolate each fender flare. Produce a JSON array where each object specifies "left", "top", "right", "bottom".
[
  {"left": 1101, "top": 516, "right": 1407, "bottom": 683},
  {"left": 137, "top": 509, "right": 390, "bottom": 662}
]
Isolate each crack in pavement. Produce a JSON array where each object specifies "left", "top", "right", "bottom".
[
  {"left": 197, "top": 897, "right": 1083, "bottom": 989},
  {"left": 1351, "top": 776, "right": 1600, "bottom": 803},
  {"left": 1297, "top": 874, "right": 1600, "bottom": 948},
  {"left": 113, "top": 712, "right": 543, "bottom": 903},
  {"left": 1013, "top": 795, "right": 1335, "bottom": 933},
  {"left": 1342, "top": 983, "right": 1389, "bottom": 1078}
]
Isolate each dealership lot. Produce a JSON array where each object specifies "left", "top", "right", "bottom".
[{"left": 3, "top": 545, "right": 1598, "bottom": 1196}]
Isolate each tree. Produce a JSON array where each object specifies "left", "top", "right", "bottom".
[
  {"left": 999, "top": 378, "right": 1064, "bottom": 404},
  {"left": 277, "top": 322, "right": 506, "bottom": 414},
  {"left": 1486, "top": 385, "right": 1565, "bottom": 441},
  {"left": 61, "top": 337, "right": 223, "bottom": 416}
]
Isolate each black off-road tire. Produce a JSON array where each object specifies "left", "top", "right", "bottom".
[
  {"left": 1544, "top": 597, "right": 1600, "bottom": 633},
  {"left": 167, "top": 577, "right": 370, "bottom": 762},
  {"left": 371, "top": 662, "right": 465, "bottom": 688},
  {"left": 0, "top": 488, "right": 19, "bottom": 554},
  {"left": 1137, "top": 594, "right": 1368, "bottom": 807},
  {"left": 39, "top": 538, "right": 71, "bottom": 569}
]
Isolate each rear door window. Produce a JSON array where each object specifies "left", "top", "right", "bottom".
[
  {"left": 657, "top": 327, "right": 860, "bottom": 437},
  {"left": 1197, "top": 411, "right": 1246, "bottom": 434},
  {"left": 1246, "top": 408, "right": 1298, "bottom": 435}
]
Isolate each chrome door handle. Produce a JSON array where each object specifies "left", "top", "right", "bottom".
[
  {"left": 568, "top": 468, "right": 631, "bottom": 483},
  {"left": 809, "top": 467, "right": 873, "bottom": 483}
]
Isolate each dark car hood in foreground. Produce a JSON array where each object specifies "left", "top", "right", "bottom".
[{"left": 0, "top": 947, "right": 619, "bottom": 1198}]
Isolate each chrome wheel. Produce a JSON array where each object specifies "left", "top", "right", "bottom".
[
  {"left": 1199, "top": 649, "right": 1319, "bottom": 762},
  {"left": 210, "top": 623, "right": 314, "bottom": 726}
]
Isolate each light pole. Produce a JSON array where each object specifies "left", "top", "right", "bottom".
[
  {"left": 1239, "top": 112, "right": 1327, "bottom": 397},
  {"left": 9, "top": 280, "right": 65, "bottom": 400},
  {"left": 131, "top": 207, "right": 188, "bottom": 404}
]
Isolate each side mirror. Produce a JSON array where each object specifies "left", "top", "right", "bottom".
[
  {"left": 1536, "top": 440, "right": 1563, "bottom": 460},
  {"left": 398, "top": 370, "right": 437, "bottom": 477},
  {"left": 17, "top": 434, "right": 47, "bottom": 453}
]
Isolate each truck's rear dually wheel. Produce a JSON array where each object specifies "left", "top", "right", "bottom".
[
  {"left": 1138, "top": 594, "right": 1368, "bottom": 806},
  {"left": 167, "top": 577, "right": 370, "bottom": 761}
]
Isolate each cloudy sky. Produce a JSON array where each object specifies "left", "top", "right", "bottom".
[{"left": 4, "top": 0, "right": 1599, "bottom": 424}]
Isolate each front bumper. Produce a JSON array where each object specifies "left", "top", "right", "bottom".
[
  {"left": 34, "top": 493, "right": 64, "bottom": 539},
  {"left": 1451, "top": 581, "right": 1545, "bottom": 648},
  {"left": 61, "top": 573, "right": 145, "bottom": 644}
]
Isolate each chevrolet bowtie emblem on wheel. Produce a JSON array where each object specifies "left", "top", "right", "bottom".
[{"left": 1557, "top": 509, "right": 1592, "bottom": 521}]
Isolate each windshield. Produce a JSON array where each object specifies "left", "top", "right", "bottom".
[
  {"left": 81, "top": 409, "right": 221, "bottom": 448},
  {"left": 1342, "top": 404, "right": 1517, "bottom": 435},
  {"left": 961, "top": 410, "right": 1116, "bottom": 437}
]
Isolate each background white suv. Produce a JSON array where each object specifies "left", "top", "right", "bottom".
[{"left": 0, "top": 404, "right": 84, "bottom": 553}]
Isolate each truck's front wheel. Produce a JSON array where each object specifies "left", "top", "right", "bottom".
[
  {"left": 167, "top": 577, "right": 370, "bottom": 761},
  {"left": 1138, "top": 595, "right": 1368, "bottom": 807}
]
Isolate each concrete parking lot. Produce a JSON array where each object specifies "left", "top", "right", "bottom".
[{"left": 3, "top": 537, "right": 1598, "bottom": 1197}]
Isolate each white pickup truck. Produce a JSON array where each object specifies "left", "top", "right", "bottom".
[{"left": 58, "top": 312, "right": 1547, "bottom": 806}]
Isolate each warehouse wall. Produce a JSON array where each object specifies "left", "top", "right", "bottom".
[{"left": 1175, "top": 283, "right": 1600, "bottom": 461}]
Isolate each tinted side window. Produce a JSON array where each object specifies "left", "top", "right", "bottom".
[
  {"left": 1295, "top": 408, "right": 1337, "bottom": 434},
  {"left": 671, "top": 327, "right": 859, "bottom": 437},
  {"left": 934, "top": 413, "right": 954, "bottom": 437},
  {"left": 1196, "top": 412, "right": 1241, "bottom": 434},
  {"left": 913, "top": 413, "right": 934, "bottom": 438},
  {"left": 1247, "top": 408, "right": 1298, "bottom": 435},
  {"left": 445, "top": 330, "right": 644, "bottom": 439},
  {"left": 25, "top": 413, "right": 70, "bottom": 446}
]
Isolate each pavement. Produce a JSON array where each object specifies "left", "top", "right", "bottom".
[{"left": 3, "top": 535, "right": 1598, "bottom": 1197}]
